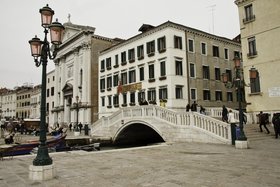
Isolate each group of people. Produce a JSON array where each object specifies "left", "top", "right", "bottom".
[{"left": 186, "top": 101, "right": 206, "bottom": 114}]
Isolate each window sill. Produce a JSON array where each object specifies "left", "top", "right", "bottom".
[
  {"left": 107, "top": 87, "right": 112, "bottom": 91},
  {"left": 106, "top": 67, "right": 112, "bottom": 70},
  {"left": 129, "top": 59, "right": 135, "bottom": 63},
  {"left": 129, "top": 103, "right": 136, "bottom": 106},
  {"left": 101, "top": 89, "right": 105, "bottom": 93},
  {"left": 147, "top": 52, "right": 155, "bottom": 57},
  {"left": 114, "top": 104, "right": 119, "bottom": 108},
  {"left": 100, "top": 69, "right": 105, "bottom": 73},
  {"left": 148, "top": 78, "right": 155, "bottom": 83},
  {"left": 121, "top": 104, "right": 127, "bottom": 107},
  {"left": 121, "top": 62, "right": 127, "bottom": 66},
  {"left": 138, "top": 56, "right": 144, "bottom": 60},
  {"left": 159, "top": 76, "right": 166, "bottom": 81},
  {"left": 248, "top": 92, "right": 263, "bottom": 96},
  {"left": 107, "top": 105, "right": 112, "bottom": 108},
  {"left": 158, "top": 49, "right": 166, "bottom": 53},
  {"left": 247, "top": 52, "right": 258, "bottom": 58},
  {"left": 113, "top": 64, "right": 119, "bottom": 68}
]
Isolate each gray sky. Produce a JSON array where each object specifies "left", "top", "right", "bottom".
[{"left": 0, "top": 0, "right": 240, "bottom": 89}]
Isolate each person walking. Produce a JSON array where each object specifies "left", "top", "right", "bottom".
[
  {"left": 272, "top": 113, "right": 280, "bottom": 138},
  {"left": 258, "top": 111, "right": 270, "bottom": 134},
  {"left": 222, "top": 105, "right": 228, "bottom": 122}
]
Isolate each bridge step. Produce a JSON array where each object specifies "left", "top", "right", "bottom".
[{"left": 244, "top": 124, "right": 275, "bottom": 141}]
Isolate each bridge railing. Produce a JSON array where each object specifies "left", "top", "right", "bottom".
[{"left": 92, "top": 105, "right": 231, "bottom": 143}]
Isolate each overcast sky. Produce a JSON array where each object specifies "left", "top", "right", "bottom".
[{"left": 0, "top": 0, "right": 240, "bottom": 89}]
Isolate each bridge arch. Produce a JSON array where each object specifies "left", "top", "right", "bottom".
[{"left": 112, "top": 120, "right": 165, "bottom": 145}]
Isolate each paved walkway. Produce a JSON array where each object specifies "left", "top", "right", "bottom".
[{"left": 0, "top": 125, "right": 280, "bottom": 187}]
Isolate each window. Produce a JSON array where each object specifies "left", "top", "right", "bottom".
[
  {"left": 148, "top": 89, "right": 156, "bottom": 101},
  {"left": 79, "top": 69, "right": 83, "bottom": 87},
  {"left": 157, "top": 36, "right": 166, "bottom": 52},
  {"left": 213, "top": 45, "right": 219, "bottom": 57},
  {"left": 201, "top": 42, "right": 207, "bottom": 55},
  {"left": 138, "top": 91, "right": 145, "bottom": 102},
  {"left": 121, "top": 72, "right": 127, "bottom": 85},
  {"left": 129, "top": 70, "right": 136, "bottom": 83},
  {"left": 175, "top": 60, "right": 183, "bottom": 76},
  {"left": 188, "top": 39, "right": 194, "bottom": 52},
  {"left": 53, "top": 76, "right": 55, "bottom": 81},
  {"left": 224, "top": 48, "right": 229, "bottom": 60},
  {"left": 149, "top": 64, "right": 155, "bottom": 79},
  {"left": 146, "top": 40, "right": 155, "bottom": 55},
  {"left": 226, "top": 69, "right": 232, "bottom": 82},
  {"left": 128, "top": 48, "right": 135, "bottom": 62},
  {"left": 123, "top": 93, "right": 127, "bottom": 105},
  {"left": 137, "top": 45, "right": 144, "bottom": 60},
  {"left": 114, "top": 55, "right": 119, "bottom": 67},
  {"left": 130, "top": 92, "right": 135, "bottom": 104},
  {"left": 107, "top": 95, "right": 112, "bottom": 106},
  {"left": 203, "top": 66, "right": 210, "bottom": 79},
  {"left": 139, "top": 66, "right": 144, "bottom": 81},
  {"left": 159, "top": 87, "right": 168, "bottom": 100},
  {"left": 106, "top": 57, "right": 111, "bottom": 69},
  {"left": 100, "top": 78, "right": 105, "bottom": 90},
  {"left": 227, "top": 92, "right": 233, "bottom": 102},
  {"left": 113, "top": 95, "right": 119, "bottom": 106},
  {"left": 215, "top": 67, "right": 220, "bottom": 81},
  {"left": 47, "top": 89, "right": 49, "bottom": 97},
  {"left": 250, "top": 70, "right": 261, "bottom": 93},
  {"left": 101, "top": 97, "right": 105, "bottom": 106},
  {"left": 215, "top": 91, "right": 222, "bottom": 101},
  {"left": 121, "top": 51, "right": 126, "bottom": 63},
  {"left": 248, "top": 37, "right": 257, "bottom": 57},
  {"left": 243, "top": 4, "right": 255, "bottom": 23},
  {"left": 190, "top": 63, "right": 195, "bottom": 78},
  {"left": 51, "top": 87, "right": 54, "bottom": 96},
  {"left": 174, "top": 35, "right": 182, "bottom": 49},
  {"left": 190, "top": 88, "right": 196, "bottom": 100},
  {"left": 175, "top": 85, "right": 183, "bottom": 99},
  {"left": 100, "top": 60, "right": 105, "bottom": 71},
  {"left": 203, "top": 90, "right": 211, "bottom": 101},
  {"left": 113, "top": 74, "right": 119, "bottom": 87},
  {"left": 107, "top": 76, "right": 112, "bottom": 89},
  {"left": 160, "top": 61, "right": 166, "bottom": 77}
]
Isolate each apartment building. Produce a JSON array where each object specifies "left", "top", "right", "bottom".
[
  {"left": 235, "top": 0, "right": 280, "bottom": 116},
  {"left": 30, "top": 85, "right": 41, "bottom": 119},
  {"left": 98, "top": 21, "right": 241, "bottom": 117},
  {"left": 46, "top": 70, "right": 55, "bottom": 126},
  {"left": 15, "top": 86, "right": 33, "bottom": 119}
]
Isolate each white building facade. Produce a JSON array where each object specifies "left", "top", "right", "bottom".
[
  {"left": 51, "top": 21, "right": 118, "bottom": 126},
  {"left": 1, "top": 91, "right": 17, "bottom": 119},
  {"left": 30, "top": 85, "right": 41, "bottom": 119},
  {"left": 98, "top": 21, "right": 241, "bottom": 118}
]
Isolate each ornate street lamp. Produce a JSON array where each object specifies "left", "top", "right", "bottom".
[
  {"left": 74, "top": 96, "right": 82, "bottom": 134},
  {"left": 28, "top": 4, "right": 64, "bottom": 166},
  {"left": 222, "top": 56, "right": 247, "bottom": 141}
]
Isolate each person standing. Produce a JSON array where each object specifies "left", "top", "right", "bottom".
[
  {"left": 69, "top": 123, "right": 72, "bottom": 132},
  {"left": 191, "top": 101, "right": 198, "bottom": 112},
  {"left": 228, "top": 110, "right": 235, "bottom": 123},
  {"left": 222, "top": 105, "right": 228, "bottom": 122},
  {"left": 258, "top": 111, "right": 270, "bottom": 134},
  {"left": 186, "top": 104, "right": 191, "bottom": 112},
  {"left": 272, "top": 113, "right": 280, "bottom": 138}
]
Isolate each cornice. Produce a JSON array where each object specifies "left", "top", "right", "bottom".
[{"left": 100, "top": 21, "right": 240, "bottom": 55}]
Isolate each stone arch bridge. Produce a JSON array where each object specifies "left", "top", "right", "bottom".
[{"left": 91, "top": 105, "right": 234, "bottom": 145}]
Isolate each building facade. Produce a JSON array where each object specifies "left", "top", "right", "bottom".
[
  {"left": 46, "top": 70, "right": 55, "bottom": 126},
  {"left": 15, "top": 86, "right": 33, "bottom": 119},
  {"left": 235, "top": 0, "right": 280, "bottom": 115},
  {"left": 1, "top": 90, "right": 17, "bottom": 120},
  {"left": 51, "top": 21, "right": 119, "bottom": 126},
  {"left": 98, "top": 21, "right": 242, "bottom": 117},
  {"left": 30, "top": 85, "right": 41, "bottom": 119}
]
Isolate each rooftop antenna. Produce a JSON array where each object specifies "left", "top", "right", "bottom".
[{"left": 207, "top": 4, "right": 216, "bottom": 34}]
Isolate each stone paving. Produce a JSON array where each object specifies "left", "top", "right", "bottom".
[{"left": 0, "top": 125, "right": 280, "bottom": 187}]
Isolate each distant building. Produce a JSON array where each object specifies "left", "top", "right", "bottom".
[
  {"left": 15, "top": 86, "right": 33, "bottom": 119},
  {"left": 30, "top": 84, "right": 41, "bottom": 119},
  {"left": 98, "top": 21, "right": 242, "bottom": 117},
  {"left": 0, "top": 89, "right": 16, "bottom": 120},
  {"left": 46, "top": 70, "right": 55, "bottom": 126},
  {"left": 235, "top": 0, "right": 280, "bottom": 115},
  {"left": 52, "top": 21, "right": 120, "bottom": 126}
]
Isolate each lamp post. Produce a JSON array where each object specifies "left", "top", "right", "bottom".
[
  {"left": 222, "top": 56, "right": 247, "bottom": 141},
  {"left": 74, "top": 96, "right": 82, "bottom": 135},
  {"left": 28, "top": 4, "right": 64, "bottom": 166}
]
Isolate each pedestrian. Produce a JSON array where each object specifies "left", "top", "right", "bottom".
[
  {"left": 228, "top": 110, "right": 235, "bottom": 123},
  {"left": 69, "top": 123, "right": 72, "bottom": 131},
  {"left": 258, "top": 111, "right": 270, "bottom": 134},
  {"left": 200, "top": 106, "right": 206, "bottom": 115},
  {"left": 186, "top": 104, "right": 191, "bottom": 112},
  {"left": 222, "top": 105, "right": 228, "bottom": 122},
  {"left": 78, "top": 122, "right": 83, "bottom": 133},
  {"left": 272, "top": 113, "right": 280, "bottom": 139},
  {"left": 191, "top": 101, "right": 198, "bottom": 112}
]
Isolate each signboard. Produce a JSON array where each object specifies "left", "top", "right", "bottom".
[
  {"left": 268, "top": 87, "right": 280, "bottom": 97},
  {"left": 118, "top": 82, "right": 142, "bottom": 94}
]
